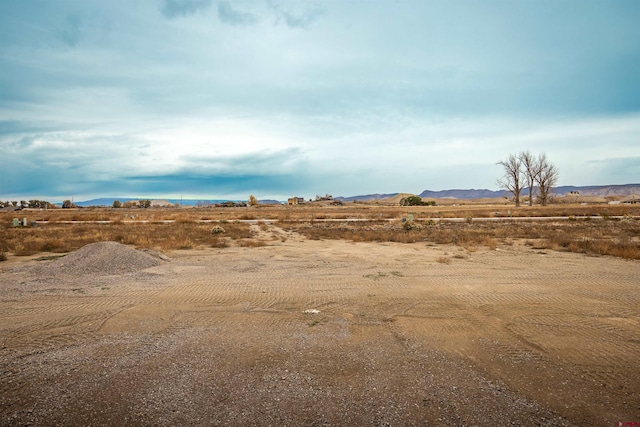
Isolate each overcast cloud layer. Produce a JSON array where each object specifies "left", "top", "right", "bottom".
[{"left": 1, "top": 0, "right": 639, "bottom": 201}]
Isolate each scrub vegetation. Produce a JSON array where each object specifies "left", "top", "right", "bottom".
[{"left": 1, "top": 203, "right": 639, "bottom": 260}]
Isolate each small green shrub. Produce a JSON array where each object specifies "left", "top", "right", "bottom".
[
  {"left": 211, "top": 225, "right": 226, "bottom": 234},
  {"left": 403, "top": 221, "right": 423, "bottom": 231}
]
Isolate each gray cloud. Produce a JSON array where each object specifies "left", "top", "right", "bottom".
[
  {"left": 161, "top": 0, "right": 212, "bottom": 19},
  {"left": 180, "top": 147, "right": 305, "bottom": 175},
  {"left": 268, "top": 1, "right": 325, "bottom": 29},
  {"left": 217, "top": 1, "right": 258, "bottom": 26},
  {"left": 58, "top": 14, "right": 82, "bottom": 47},
  {"left": 119, "top": 172, "right": 310, "bottom": 197},
  {"left": 1, "top": 1, "right": 639, "bottom": 200}
]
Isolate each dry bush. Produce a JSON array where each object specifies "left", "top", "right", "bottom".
[
  {"left": 0, "top": 222, "right": 253, "bottom": 255},
  {"left": 2, "top": 205, "right": 639, "bottom": 258},
  {"left": 436, "top": 256, "right": 451, "bottom": 264},
  {"left": 8, "top": 203, "right": 639, "bottom": 223},
  {"left": 284, "top": 218, "right": 640, "bottom": 259},
  {"left": 211, "top": 225, "right": 226, "bottom": 234},
  {"left": 210, "top": 237, "right": 229, "bottom": 248},
  {"left": 174, "top": 214, "right": 195, "bottom": 223},
  {"left": 238, "top": 239, "right": 267, "bottom": 247}
]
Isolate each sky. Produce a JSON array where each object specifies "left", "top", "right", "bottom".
[{"left": 1, "top": 0, "right": 640, "bottom": 201}]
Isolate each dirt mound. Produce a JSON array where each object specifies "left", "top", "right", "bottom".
[{"left": 50, "top": 241, "right": 167, "bottom": 275}]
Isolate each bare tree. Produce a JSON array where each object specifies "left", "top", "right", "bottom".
[
  {"left": 497, "top": 154, "right": 523, "bottom": 207},
  {"left": 519, "top": 150, "right": 539, "bottom": 206},
  {"left": 535, "top": 153, "right": 558, "bottom": 206}
]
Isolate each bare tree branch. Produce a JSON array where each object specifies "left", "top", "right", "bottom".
[
  {"left": 519, "top": 150, "right": 539, "bottom": 206},
  {"left": 535, "top": 153, "right": 558, "bottom": 206},
  {"left": 496, "top": 154, "right": 523, "bottom": 207}
]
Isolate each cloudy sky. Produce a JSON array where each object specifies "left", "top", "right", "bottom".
[{"left": 1, "top": 0, "right": 639, "bottom": 201}]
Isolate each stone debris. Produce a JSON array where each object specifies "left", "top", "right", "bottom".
[{"left": 35, "top": 241, "right": 167, "bottom": 276}]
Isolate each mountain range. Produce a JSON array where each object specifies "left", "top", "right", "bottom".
[
  {"left": 68, "top": 184, "right": 640, "bottom": 206},
  {"left": 336, "top": 184, "right": 640, "bottom": 202}
]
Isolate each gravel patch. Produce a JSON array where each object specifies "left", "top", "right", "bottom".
[{"left": 16, "top": 241, "right": 168, "bottom": 277}]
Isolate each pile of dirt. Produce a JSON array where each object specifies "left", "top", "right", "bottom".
[{"left": 48, "top": 241, "right": 167, "bottom": 275}]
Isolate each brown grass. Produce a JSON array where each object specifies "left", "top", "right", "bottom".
[
  {"left": 0, "top": 222, "right": 252, "bottom": 255},
  {"left": 2, "top": 205, "right": 639, "bottom": 259},
  {"left": 283, "top": 218, "right": 640, "bottom": 260},
  {"left": 8, "top": 202, "right": 640, "bottom": 223},
  {"left": 238, "top": 239, "right": 267, "bottom": 248}
]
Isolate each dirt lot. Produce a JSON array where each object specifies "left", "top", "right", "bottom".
[{"left": 1, "top": 223, "right": 639, "bottom": 426}]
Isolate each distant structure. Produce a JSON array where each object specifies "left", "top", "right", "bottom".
[
  {"left": 314, "top": 194, "right": 333, "bottom": 202},
  {"left": 287, "top": 197, "right": 305, "bottom": 205},
  {"left": 567, "top": 191, "right": 580, "bottom": 196}
]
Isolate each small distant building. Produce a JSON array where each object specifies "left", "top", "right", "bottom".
[
  {"left": 287, "top": 197, "right": 305, "bottom": 205},
  {"left": 568, "top": 191, "right": 580, "bottom": 196},
  {"left": 621, "top": 194, "right": 639, "bottom": 204}
]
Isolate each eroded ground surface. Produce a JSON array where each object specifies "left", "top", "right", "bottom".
[{"left": 1, "top": 225, "right": 639, "bottom": 426}]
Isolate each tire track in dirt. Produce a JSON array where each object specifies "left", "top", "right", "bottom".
[
  {"left": 3, "top": 309, "right": 123, "bottom": 352},
  {"left": 1, "top": 238, "right": 638, "bottom": 425},
  {"left": 1, "top": 298, "right": 141, "bottom": 317},
  {"left": 571, "top": 364, "right": 632, "bottom": 389},
  {"left": 507, "top": 314, "right": 640, "bottom": 366}
]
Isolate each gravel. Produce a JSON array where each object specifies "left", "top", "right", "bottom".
[{"left": 51, "top": 241, "right": 167, "bottom": 275}]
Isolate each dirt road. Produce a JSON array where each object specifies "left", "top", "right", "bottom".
[{"left": 1, "top": 226, "right": 638, "bottom": 426}]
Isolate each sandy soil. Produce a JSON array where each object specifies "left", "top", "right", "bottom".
[{"left": 1, "top": 224, "right": 639, "bottom": 426}]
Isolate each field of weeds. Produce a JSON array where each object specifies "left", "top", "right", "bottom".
[
  {"left": 6, "top": 202, "right": 640, "bottom": 222},
  {"left": 1, "top": 204, "right": 639, "bottom": 259},
  {"left": 282, "top": 217, "right": 640, "bottom": 260},
  {"left": 0, "top": 222, "right": 252, "bottom": 256}
]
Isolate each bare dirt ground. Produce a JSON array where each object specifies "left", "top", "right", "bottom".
[{"left": 1, "top": 224, "right": 639, "bottom": 426}]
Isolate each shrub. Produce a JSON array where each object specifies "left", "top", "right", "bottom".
[
  {"left": 400, "top": 195, "right": 423, "bottom": 206},
  {"left": 211, "top": 225, "right": 226, "bottom": 234},
  {"left": 403, "top": 222, "right": 423, "bottom": 231}
]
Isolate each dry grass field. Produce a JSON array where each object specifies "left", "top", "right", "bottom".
[{"left": 1, "top": 204, "right": 639, "bottom": 425}]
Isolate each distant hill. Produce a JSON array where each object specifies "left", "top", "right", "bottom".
[
  {"left": 68, "top": 184, "right": 640, "bottom": 207},
  {"left": 419, "top": 189, "right": 507, "bottom": 199},
  {"left": 552, "top": 184, "right": 640, "bottom": 197},
  {"left": 335, "top": 193, "right": 399, "bottom": 202},
  {"left": 340, "top": 184, "right": 640, "bottom": 202}
]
